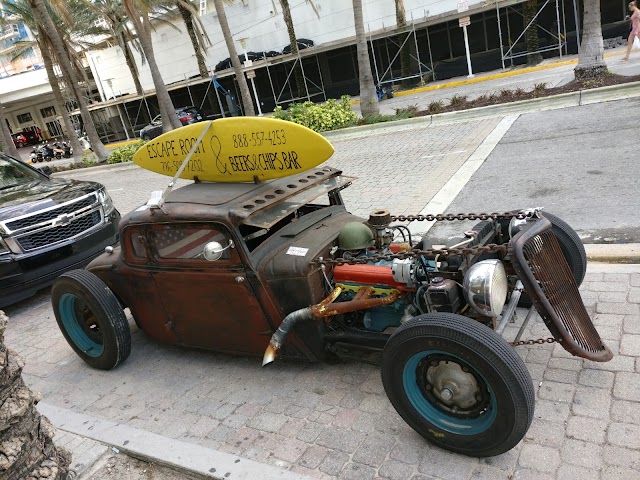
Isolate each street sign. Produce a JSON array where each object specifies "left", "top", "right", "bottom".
[
  {"left": 459, "top": 16, "right": 471, "bottom": 27},
  {"left": 246, "top": 70, "right": 256, "bottom": 79},
  {"left": 457, "top": 1, "right": 469, "bottom": 13}
]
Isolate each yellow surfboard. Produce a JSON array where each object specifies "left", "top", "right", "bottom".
[{"left": 132, "top": 117, "right": 335, "bottom": 183}]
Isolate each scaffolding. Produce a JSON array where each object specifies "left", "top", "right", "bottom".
[
  {"left": 496, "top": 0, "right": 569, "bottom": 68},
  {"left": 263, "top": 49, "right": 326, "bottom": 106},
  {"left": 368, "top": 17, "right": 435, "bottom": 87}
]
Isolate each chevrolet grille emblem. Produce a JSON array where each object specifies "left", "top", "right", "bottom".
[{"left": 52, "top": 214, "right": 72, "bottom": 227}]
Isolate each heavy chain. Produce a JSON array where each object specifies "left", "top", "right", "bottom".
[
  {"left": 510, "top": 337, "right": 556, "bottom": 347},
  {"left": 312, "top": 211, "right": 535, "bottom": 266},
  {"left": 389, "top": 211, "right": 533, "bottom": 222}
]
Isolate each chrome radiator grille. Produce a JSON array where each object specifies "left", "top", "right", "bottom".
[{"left": 511, "top": 217, "right": 612, "bottom": 362}]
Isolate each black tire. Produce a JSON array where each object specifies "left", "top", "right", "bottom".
[
  {"left": 381, "top": 313, "right": 534, "bottom": 457},
  {"left": 142, "top": 134, "right": 151, "bottom": 141},
  {"left": 503, "top": 211, "right": 586, "bottom": 287},
  {"left": 541, "top": 212, "right": 587, "bottom": 286},
  {"left": 51, "top": 270, "right": 131, "bottom": 370}
]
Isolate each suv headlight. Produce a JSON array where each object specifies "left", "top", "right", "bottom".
[
  {"left": 98, "top": 188, "right": 115, "bottom": 215},
  {"left": 463, "top": 259, "right": 508, "bottom": 317}
]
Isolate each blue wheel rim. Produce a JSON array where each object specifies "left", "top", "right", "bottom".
[
  {"left": 402, "top": 350, "right": 496, "bottom": 435},
  {"left": 59, "top": 293, "right": 104, "bottom": 357}
]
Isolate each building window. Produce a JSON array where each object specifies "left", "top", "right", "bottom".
[
  {"left": 16, "top": 112, "right": 32, "bottom": 124},
  {"left": 46, "top": 120, "right": 63, "bottom": 138},
  {"left": 40, "top": 106, "right": 56, "bottom": 118}
]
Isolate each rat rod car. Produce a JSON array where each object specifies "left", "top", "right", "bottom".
[{"left": 50, "top": 118, "right": 611, "bottom": 458}]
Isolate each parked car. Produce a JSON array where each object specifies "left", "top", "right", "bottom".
[
  {"left": 0, "top": 153, "right": 120, "bottom": 307},
  {"left": 11, "top": 133, "right": 28, "bottom": 149},
  {"left": 139, "top": 106, "right": 205, "bottom": 140},
  {"left": 50, "top": 118, "right": 611, "bottom": 459}
]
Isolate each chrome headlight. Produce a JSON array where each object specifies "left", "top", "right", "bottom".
[
  {"left": 97, "top": 188, "right": 115, "bottom": 215},
  {"left": 463, "top": 260, "right": 508, "bottom": 317}
]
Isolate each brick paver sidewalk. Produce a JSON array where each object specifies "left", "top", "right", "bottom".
[{"left": 3, "top": 263, "right": 638, "bottom": 480}]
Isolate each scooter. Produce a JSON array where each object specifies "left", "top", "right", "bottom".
[
  {"left": 51, "top": 141, "right": 64, "bottom": 159},
  {"left": 41, "top": 143, "right": 55, "bottom": 162},
  {"left": 29, "top": 147, "right": 38, "bottom": 163},
  {"left": 62, "top": 141, "right": 72, "bottom": 158}
]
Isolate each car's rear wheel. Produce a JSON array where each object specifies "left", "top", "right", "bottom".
[
  {"left": 16, "top": 141, "right": 24, "bottom": 148},
  {"left": 381, "top": 313, "right": 534, "bottom": 457},
  {"left": 142, "top": 134, "right": 151, "bottom": 141},
  {"left": 52, "top": 270, "right": 131, "bottom": 370}
]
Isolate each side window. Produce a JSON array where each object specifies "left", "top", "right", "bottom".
[
  {"left": 150, "top": 224, "right": 234, "bottom": 262},
  {"left": 122, "top": 226, "right": 148, "bottom": 263}
]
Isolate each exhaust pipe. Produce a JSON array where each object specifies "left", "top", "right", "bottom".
[
  {"left": 261, "top": 286, "right": 400, "bottom": 367},
  {"left": 262, "top": 307, "right": 312, "bottom": 366}
]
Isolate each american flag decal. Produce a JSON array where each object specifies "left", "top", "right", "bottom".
[{"left": 154, "top": 227, "right": 227, "bottom": 259}]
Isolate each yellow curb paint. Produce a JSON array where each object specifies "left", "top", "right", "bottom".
[
  {"left": 350, "top": 50, "right": 627, "bottom": 104},
  {"left": 105, "top": 139, "right": 140, "bottom": 149}
]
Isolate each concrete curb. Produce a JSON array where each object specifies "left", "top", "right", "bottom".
[
  {"left": 38, "top": 402, "right": 312, "bottom": 480},
  {"left": 323, "top": 80, "right": 640, "bottom": 140},
  {"left": 584, "top": 243, "right": 640, "bottom": 264},
  {"left": 50, "top": 161, "right": 136, "bottom": 178}
]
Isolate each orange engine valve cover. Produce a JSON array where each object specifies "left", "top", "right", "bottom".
[{"left": 333, "top": 264, "right": 405, "bottom": 288}]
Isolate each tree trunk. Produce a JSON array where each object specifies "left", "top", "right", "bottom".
[
  {"left": 0, "top": 311, "right": 71, "bottom": 480},
  {"left": 118, "top": 33, "right": 144, "bottom": 96},
  {"left": 39, "top": 28, "right": 83, "bottom": 161},
  {"left": 178, "top": 3, "right": 209, "bottom": 78},
  {"left": 213, "top": 0, "right": 255, "bottom": 116},
  {"left": 353, "top": 0, "right": 379, "bottom": 116},
  {"left": 279, "top": 0, "right": 305, "bottom": 99},
  {"left": 395, "top": 0, "right": 413, "bottom": 87},
  {"left": 0, "top": 101, "right": 20, "bottom": 158},
  {"left": 524, "top": 0, "right": 543, "bottom": 66},
  {"left": 574, "top": 0, "right": 606, "bottom": 80},
  {"left": 30, "top": 0, "right": 110, "bottom": 161},
  {"left": 135, "top": 16, "right": 181, "bottom": 132}
]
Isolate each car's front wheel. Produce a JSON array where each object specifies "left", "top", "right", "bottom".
[
  {"left": 51, "top": 270, "right": 131, "bottom": 370},
  {"left": 381, "top": 313, "right": 534, "bottom": 457}
]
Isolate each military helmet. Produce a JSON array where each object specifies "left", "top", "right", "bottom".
[{"left": 338, "top": 222, "right": 374, "bottom": 250}]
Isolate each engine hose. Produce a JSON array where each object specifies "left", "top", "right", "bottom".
[{"left": 262, "top": 307, "right": 313, "bottom": 366}]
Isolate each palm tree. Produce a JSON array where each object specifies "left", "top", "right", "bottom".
[
  {"left": 77, "top": 0, "right": 146, "bottom": 96},
  {"left": 0, "top": 310, "right": 71, "bottom": 479},
  {"left": 39, "top": 35, "right": 85, "bottom": 159},
  {"left": 122, "top": 0, "right": 182, "bottom": 131},
  {"left": 394, "top": 0, "right": 413, "bottom": 87},
  {"left": 177, "top": 0, "right": 210, "bottom": 78},
  {"left": 523, "top": 0, "right": 543, "bottom": 66},
  {"left": 213, "top": 0, "right": 255, "bottom": 116},
  {"left": 0, "top": 100, "right": 20, "bottom": 158},
  {"left": 279, "top": 0, "right": 305, "bottom": 98},
  {"left": 1, "top": 0, "right": 83, "bottom": 158},
  {"left": 29, "top": 0, "right": 110, "bottom": 160},
  {"left": 574, "top": 0, "right": 606, "bottom": 80},
  {"left": 352, "top": 0, "right": 379, "bottom": 116}
]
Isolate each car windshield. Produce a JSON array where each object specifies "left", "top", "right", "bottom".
[{"left": 0, "top": 154, "right": 43, "bottom": 190}]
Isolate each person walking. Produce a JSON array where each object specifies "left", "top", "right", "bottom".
[{"left": 623, "top": 1, "right": 640, "bottom": 60}]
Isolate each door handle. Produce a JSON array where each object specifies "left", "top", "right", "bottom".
[{"left": 235, "top": 276, "right": 245, "bottom": 283}]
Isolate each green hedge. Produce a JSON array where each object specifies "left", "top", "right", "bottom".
[
  {"left": 272, "top": 96, "right": 357, "bottom": 132},
  {"left": 107, "top": 140, "right": 147, "bottom": 164}
]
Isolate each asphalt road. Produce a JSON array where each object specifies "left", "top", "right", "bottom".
[{"left": 428, "top": 97, "right": 640, "bottom": 244}]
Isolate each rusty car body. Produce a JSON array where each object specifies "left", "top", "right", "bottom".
[{"left": 51, "top": 165, "right": 611, "bottom": 458}]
